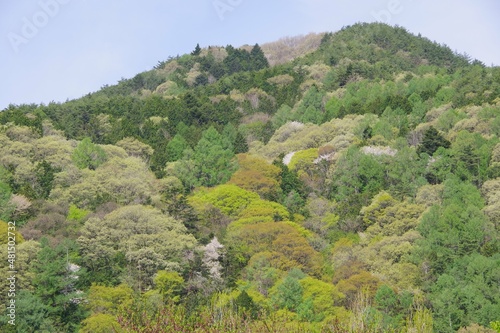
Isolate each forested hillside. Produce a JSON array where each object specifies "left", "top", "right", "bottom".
[{"left": 1, "top": 22, "right": 500, "bottom": 332}]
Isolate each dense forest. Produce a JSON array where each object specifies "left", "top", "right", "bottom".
[{"left": 1, "top": 22, "right": 500, "bottom": 332}]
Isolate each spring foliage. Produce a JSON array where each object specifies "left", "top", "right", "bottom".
[{"left": 1, "top": 23, "right": 500, "bottom": 332}]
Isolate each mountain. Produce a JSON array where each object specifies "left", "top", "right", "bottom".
[{"left": 1, "top": 22, "right": 500, "bottom": 333}]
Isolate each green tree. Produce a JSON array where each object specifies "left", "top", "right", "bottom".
[
  {"left": 72, "top": 137, "right": 107, "bottom": 170},
  {"left": 234, "top": 290, "right": 259, "bottom": 318},
  {"left": 417, "top": 126, "right": 450, "bottom": 156},
  {"left": 34, "top": 160, "right": 58, "bottom": 199},
  {"left": 166, "top": 134, "right": 189, "bottom": 162},
  {"left": 250, "top": 43, "right": 269, "bottom": 70},
  {"left": 176, "top": 126, "right": 237, "bottom": 188},
  {"left": 80, "top": 313, "right": 123, "bottom": 333},
  {"left": 33, "top": 238, "right": 86, "bottom": 332},
  {"left": 330, "top": 146, "right": 386, "bottom": 219},
  {"left": 385, "top": 146, "right": 427, "bottom": 199},
  {"left": 191, "top": 43, "right": 201, "bottom": 56},
  {"left": 0, "top": 290, "right": 55, "bottom": 333},
  {"left": 271, "top": 275, "right": 303, "bottom": 312},
  {"left": 0, "top": 181, "right": 13, "bottom": 221},
  {"left": 154, "top": 270, "right": 184, "bottom": 303}
]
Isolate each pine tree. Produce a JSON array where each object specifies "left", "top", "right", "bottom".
[
  {"left": 191, "top": 43, "right": 201, "bottom": 56},
  {"left": 417, "top": 126, "right": 451, "bottom": 156},
  {"left": 250, "top": 43, "right": 269, "bottom": 70}
]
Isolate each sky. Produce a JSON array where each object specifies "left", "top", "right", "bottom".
[{"left": 1, "top": 0, "right": 499, "bottom": 110}]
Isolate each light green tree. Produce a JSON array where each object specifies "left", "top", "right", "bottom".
[
  {"left": 71, "top": 137, "right": 107, "bottom": 170},
  {"left": 78, "top": 205, "right": 196, "bottom": 289}
]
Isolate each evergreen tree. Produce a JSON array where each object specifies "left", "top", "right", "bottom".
[
  {"left": 33, "top": 238, "right": 86, "bottom": 332},
  {"left": 35, "top": 160, "right": 59, "bottom": 199},
  {"left": 166, "top": 134, "right": 189, "bottom": 162},
  {"left": 250, "top": 43, "right": 269, "bottom": 70},
  {"left": 417, "top": 126, "right": 451, "bottom": 156},
  {"left": 192, "top": 126, "right": 236, "bottom": 187},
  {"left": 191, "top": 43, "right": 201, "bottom": 56}
]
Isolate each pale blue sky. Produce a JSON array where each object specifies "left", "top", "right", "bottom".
[{"left": 1, "top": 0, "right": 499, "bottom": 110}]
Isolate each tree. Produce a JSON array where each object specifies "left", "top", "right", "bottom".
[
  {"left": 273, "top": 158, "right": 305, "bottom": 199},
  {"left": 189, "top": 184, "right": 260, "bottom": 217},
  {"left": 115, "top": 137, "right": 153, "bottom": 162},
  {"left": 191, "top": 43, "right": 201, "bottom": 56},
  {"left": 80, "top": 313, "right": 123, "bottom": 333},
  {"left": 72, "top": 137, "right": 107, "bottom": 170},
  {"left": 34, "top": 160, "right": 58, "bottom": 199},
  {"left": 50, "top": 156, "right": 158, "bottom": 210},
  {"left": 250, "top": 43, "right": 269, "bottom": 70},
  {"left": 417, "top": 126, "right": 450, "bottom": 156},
  {"left": 270, "top": 275, "right": 303, "bottom": 312},
  {"left": 78, "top": 205, "right": 196, "bottom": 289},
  {"left": 0, "top": 239, "right": 37, "bottom": 295},
  {"left": 174, "top": 127, "right": 237, "bottom": 189},
  {"left": 428, "top": 254, "right": 500, "bottom": 332},
  {"left": 165, "top": 134, "right": 189, "bottom": 162},
  {"left": 0, "top": 180, "right": 14, "bottom": 221},
  {"left": 299, "top": 276, "right": 345, "bottom": 321},
  {"left": 329, "top": 146, "right": 385, "bottom": 219},
  {"left": 296, "top": 86, "right": 325, "bottom": 125},
  {"left": 0, "top": 290, "right": 55, "bottom": 333},
  {"left": 226, "top": 221, "right": 321, "bottom": 276},
  {"left": 86, "top": 284, "right": 134, "bottom": 315},
  {"left": 33, "top": 238, "right": 86, "bottom": 332},
  {"left": 235, "top": 290, "right": 259, "bottom": 318},
  {"left": 450, "top": 130, "right": 495, "bottom": 187},
  {"left": 228, "top": 154, "right": 281, "bottom": 200},
  {"left": 415, "top": 178, "right": 488, "bottom": 278},
  {"left": 385, "top": 146, "right": 428, "bottom": 199},
  {"left": 154, "top": 271, "right": 184, "bottom": 303}
]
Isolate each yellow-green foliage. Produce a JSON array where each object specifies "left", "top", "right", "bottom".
[
  {"left": 359, "top": 191, "right": 397, "bottom": 229},
  {"left": 288, "top": 148, "right": 319, "bottom": 171},
  {"left": 79, "top": 205, "right": 197, "bottom": 289},
  {"left": 355, "top": 195, "right": 425, "bottom": 290},
  {"left": 80, "top": 313, "right": 123, "bottom": 333},
  {"left": 261, "top": 32, "right": 323, "bottom": 66},
  {"left": 189, "top": 184, "right": 260, "bottom": 217},
  {"left": 0, "top": 220, "right": 24, "bottom": 244},
  {"left": 300, "top": 276, "right": 345, "bottom": 317},
  {"left": 226, "top": 221, "right": 322, "bottom": 276},
  {"left": 87, "top": 284, "right": 134, "bottom": 315},
  {"left": 228, "top": 154, "right": 281, "bottom": 199},
  {"left": 116, "top": 137, "right": 154, "bottom": 161},
  {"left": 154, "top": 80, "right": 185, "bottom": 96},
  {"left": 267, "top": 74, "right": 294, "bottom": 86},
  {"left": 154, "top": 270, "right": 184, "bottom": 303},
  {"left": 238, "top": 200, "right": 290, "bottom": 221},
  {"left": 227, "top": 216, "right": 275, "bottom": 233},
  {"left": 67, "top": 204, "right": 89, "bottom": 222}
]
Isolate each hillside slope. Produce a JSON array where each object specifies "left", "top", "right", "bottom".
[{"left": 1, "top": 22, "right": 500, "bottom": 332}]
